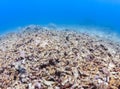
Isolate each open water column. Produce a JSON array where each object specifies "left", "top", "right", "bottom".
[{"left": 0, "top": 0, "right": 120, "bottom": 89}]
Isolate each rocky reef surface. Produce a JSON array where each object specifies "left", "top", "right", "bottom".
[{"left": 0, "top": 25, "right": 120, "bottom": 89}]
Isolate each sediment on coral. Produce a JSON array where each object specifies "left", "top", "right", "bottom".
[{"left": 0, "top": 25, "right": 120, "bottom": 89}]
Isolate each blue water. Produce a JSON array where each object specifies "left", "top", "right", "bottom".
[{"left": 0, "top": 0, "right": 120, "bottom": 34}]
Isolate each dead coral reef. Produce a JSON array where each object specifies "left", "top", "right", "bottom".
[{"left": 0, "top": 25, "right": 120, "bottom": 89}]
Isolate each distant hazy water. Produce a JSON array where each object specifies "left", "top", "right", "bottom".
[{"left": 0, "top": 0, "right": 120, "bottom": 34}]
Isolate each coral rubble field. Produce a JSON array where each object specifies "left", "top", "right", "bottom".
[{"left": 0, "top": 25, "right": 120, "bottom": 89}]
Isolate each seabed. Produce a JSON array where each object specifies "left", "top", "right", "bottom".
[{"left": 0, "top": 25, "right": 120, "bottom": 89}]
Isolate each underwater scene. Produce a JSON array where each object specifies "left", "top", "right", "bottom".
[{"left": 0, "top": 0, "right": 120, "bottom": 89}]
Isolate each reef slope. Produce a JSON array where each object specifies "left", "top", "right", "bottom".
[{"left": 0, "top": 25, "right": 120, "bottom": 89}]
